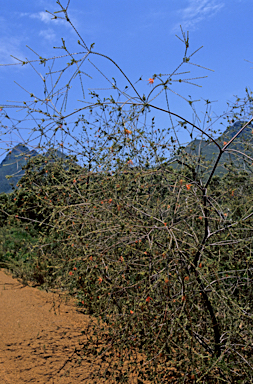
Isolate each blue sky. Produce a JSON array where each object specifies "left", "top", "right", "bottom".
[{"left": 0, "top": 0, "right": 252, "bottom": 162}]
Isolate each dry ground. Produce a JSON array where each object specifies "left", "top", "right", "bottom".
[{"left": 0, "top": 268, "right": 110, "bottom": 383}]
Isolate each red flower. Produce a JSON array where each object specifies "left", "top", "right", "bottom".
[
  {"left": 146, "top": 296, "right": 152, "bottom": 303},
  {"left": 148, "top": 78, "right": 154, "bottom": 84},
  {"left": 186, "top": 184, "right": 192, "bottom": 190}
]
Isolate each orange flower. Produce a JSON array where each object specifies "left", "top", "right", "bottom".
[
  {"left": 119, "top": 256, "right": 124, "bottom": 262},
  {"left": 186, "top": 184, "right": 192, "bottom": 190},
  {"left": 69, "top": 271, "right": 73, "bottom": 276},
  {"left": 184, "top": 276, "right": 189, "bottom": 281},
  {"left": 148, "top": 78, "right": 154, "bottom": 84},
  {"left": 89, "top": 256, "right": 93, "bottom": 261},
  {"left": 164, "top": 278, "right": 169, "bottom": 284},
  {"left": 98, "top": 277, "right": 103, "bottom": 284},
  {"left": 124, "top": 129, "right": 132, "bottom": 135},
  {"left": 73, "top": 267, "right": 77, "bottom": 271},
  {"left": 130, "top": 310, "right": 134, "bottom": 314},
  {"left": 223, "top": 141, "right": 227, "bottom": 146},
  {"left": 109, "top": 198, "right": 113, "bottom": 203},
  {"left": 81, "top": 300, "right": 84, "bottom": 305},
  {"left": 182, "top": 295, "right": 186, "bottom": 301},
  {"left": 199, "top": 216, "right": 203, "bottom": 220},
  {"left": 231, "top": 190, "right": 234, "bottom": 197},
  {"left": 146, "top": 296, "right": 152, "bottom": 302},
  {"left": 127, "top": 159, "right": 133, "bottom": 165},
  {"left": 73, "top": 179, "right": 76, "bottom": 183},
  {"left": 164, "top": 222, "right": 167, "bottom": 226}
]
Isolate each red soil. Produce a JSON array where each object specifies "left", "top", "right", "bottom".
[{"left": 0, "top": 269, "right": 101, "bottom": 383}]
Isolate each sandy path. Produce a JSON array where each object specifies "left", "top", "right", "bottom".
[{"left": 0, "top": 269, "right": 99, "bottom": 383}]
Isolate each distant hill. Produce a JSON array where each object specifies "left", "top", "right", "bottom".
[
  {"left": 0, "top": 144, "right": 38, "bottom": 194},
  {"left": 0, "top": 145, "right": 69, "bottom": 194},
  {"left": 172, "top": 121, "right": 253, "bottom": 177}
]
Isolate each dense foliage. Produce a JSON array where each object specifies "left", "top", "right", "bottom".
[{"left": 1, "top": 153, "right": 253, "bottom": 382}]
